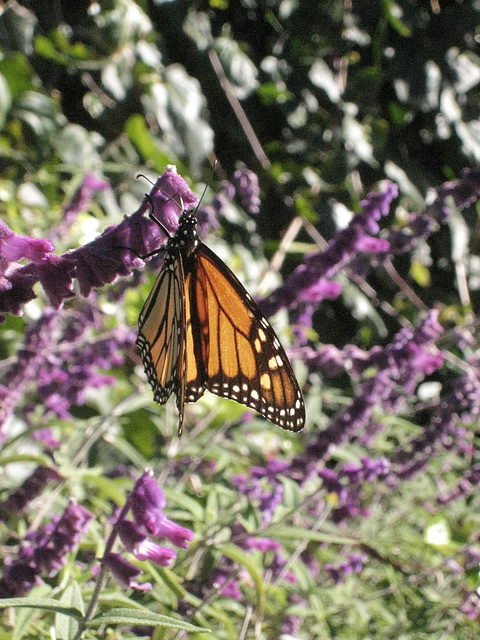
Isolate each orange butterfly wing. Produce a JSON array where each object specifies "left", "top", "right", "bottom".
[
  {"left": 184, "top": 243, "right": 305, "bottom": 432},
  {"left": 136, "top": 248, "right": 187, "bottom": 431}
]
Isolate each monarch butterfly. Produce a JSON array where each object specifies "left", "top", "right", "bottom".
[{"left": 136, "top": 181, "right": 305, "bottom": 437}]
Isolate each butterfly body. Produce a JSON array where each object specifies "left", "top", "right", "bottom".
[{"left": 137, "top": 205, "right": 305, "bottom": 436}]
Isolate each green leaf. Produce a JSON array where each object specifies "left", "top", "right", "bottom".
[
  {"left": 9, "top": 587, "right": 53, "bottom": 640},
  {"left": 0, "top": 597, "right": 83, "bottom": 619},
  {"left": 219, "top": 542, "right": 265, "bottom": 612},
  {"left": 125, "top": 114, "right": 172, "bottom": 173},
  {"left": 87, "top": 607, "right": 205, "bottom": 632},
  {"left": 55, "top": 582, "right": 85, "bottom": 640},
  {"left": 266, "top": 525, "right": 356, "bottom": 545}
]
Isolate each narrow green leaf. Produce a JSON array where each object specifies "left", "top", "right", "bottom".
[
  {"left": 266, "top": 525, "right": 357, "bottom": 545},
  {"left": 87, "top": 607, "right": 205, "bottom": 632},
  {"left": 0, "top": 597, "right": 83, "bottom": 619},
  {"left": 219, "top": 542, "right": 265, "bottom": 612}
]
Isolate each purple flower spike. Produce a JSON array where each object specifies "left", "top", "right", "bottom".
[
  {"left": 149, "top": 167, "right": 199, "bottom": 233},
  {"left": 260, "top": 182, "right": 397, "bottom": 317},
  {"left": 0, "top": 501, "right": 93, "bottom": 597},
  {"left": 0, "top": 466, "right": 61, "bottom": 519},
  {"left": 108, "top": 470, "right": 193, "bottom": 589},
  {"left": 232, "top": 168, "right": 261, "bottom": 214},
  {"left": 125, "top": 473, "right": 194, "bottom": 547}
]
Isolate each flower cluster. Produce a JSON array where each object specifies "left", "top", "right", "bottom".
[
  {"left": 0, "top": 305, "right": 135, "bottom": 436},
  {"left": 105, "top": 470, "right": 193, "bottom": 591},
  {"left": 299, "top": 310, "right": 444, "bottom": 465},
  {"left": 394, "top": 370, "right": 480, "bottom": 481},
  {"left": 232, "top": 459, "right": 289, "bottom": 525},
  {"left": 0, "top": 466, "right": 61, "bottom": 520},
  {"left": 0, "top": 168, "right": 197, "bottom": 317},
  {"left": 260, "top": 182, "right": 397, "bottom": 318},
  {"left": 0, "top": 501, "right": 93, "bottom": 597},
  {"left": 232, "top": 168, "right": 261, "bottom": 215},
  {"left": 324, "top": 553, "right": 368, "bottom": 585}
]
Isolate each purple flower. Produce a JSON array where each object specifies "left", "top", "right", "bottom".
[
  {"left": 299, "top": 280, "right": 342, "bottom": 303},
  {"left": 130, "top": 471, "right": 167, "bottom": 535},
  {"left": 0, "top": 501, "right": 93, "bottom": 597},
  {"left": 298, "top": 344, "right": 347, "bottom": 377},
  {"left": 62, "top": 173, "right": 109, "bottom": 224},
  {"left": 0, "top": 266, "right": 37, "bottom": 319},
  {"left": 153, "top": 517, "right": 194, "bottom": 549},
  {"left": 117, "top": 520, "right": 177, "bottom": 565},
  {"left": 232, "top": 168, "right": 261, "bottom": 215},
  {"left": 460, "top": 592, "right": 480, "bottom": 621},
  {"left": 36, "top": 254, "right": 76, "bottom": 308},
  {"left": 0, "top": 562, "right": 39, "bottom": 598},
  {"left": 0, "top": 167, "right": 201, "bottom": 318},
  {"left": 394, "top": 371, "right": 480, "bottom": 479},
  {"left": 464, "top": 547, "right": 480, "bottom": 571},
  {"left": 0, "top": 220, "right": 54, "bottom": 263},
  {"left": 195, "top": 204, "right": 221, "bottom": 238},
  {"left": 325, "top": 553, "right": 368, "bottom": 584},
  {"left": 33, "top": 428, "right": 60, "bottom": 449},
  {"left": 213, "top": 573, "right": 243, "bottom": 600},
  {"left": 103, "top": 553, "right": 152, "bottom": 592},
  {"left": 134, "top": 540, "right": 177, "bottom": 566},
  {"left": 243, "top": 538, "right": 282, "bottom": 553},
  {"left": 107, "top": 470, "right": 193, "bottom": 590}
]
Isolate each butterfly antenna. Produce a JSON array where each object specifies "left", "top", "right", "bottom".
[
  {"left": 137, "top": 174, "right": 155, "bottom": 186},
  {"left": 195, "top": 159, "right": 218, "bottom": 211}
]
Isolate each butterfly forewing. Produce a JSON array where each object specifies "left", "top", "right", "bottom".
[{"left": 187, "top": 243, "right": 305, "bottom": 432}]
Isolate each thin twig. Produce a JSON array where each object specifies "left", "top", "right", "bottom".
[{"left": 208, "top": 48, "right": 270, "bottom": 170}]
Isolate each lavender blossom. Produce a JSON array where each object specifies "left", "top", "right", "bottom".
[
  {"left": 299, "top": 310, "right": 444, "bottom": 463},
  {"left": 232, "top": 168, "right": 261, "bottom": 215},
  {"left": 260, "top": 182, "right": 397, "bottom": 317},
  {"left": 0, "top": 466, "right": 61, "bottom": 519},
  {"left": 0, "top": 167, "right": 199, "bottom": 317},
  {"left": 0, "top": 306, "right": 135, "bottom": 435},
  {"left": 0, "top": 501, "right": 93, "bottom": 597},
  {"left": 107, "top": 470, "right": 193, "bottom": 591},
  {"left": 50, "top": 172, "right": 110, "bottom": 245},
  {"left": 394, "top": 371, "right": 480, "bottom": 479},
  {"left": 233, "top": 460, "right": 289, "bottom": 525}
]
